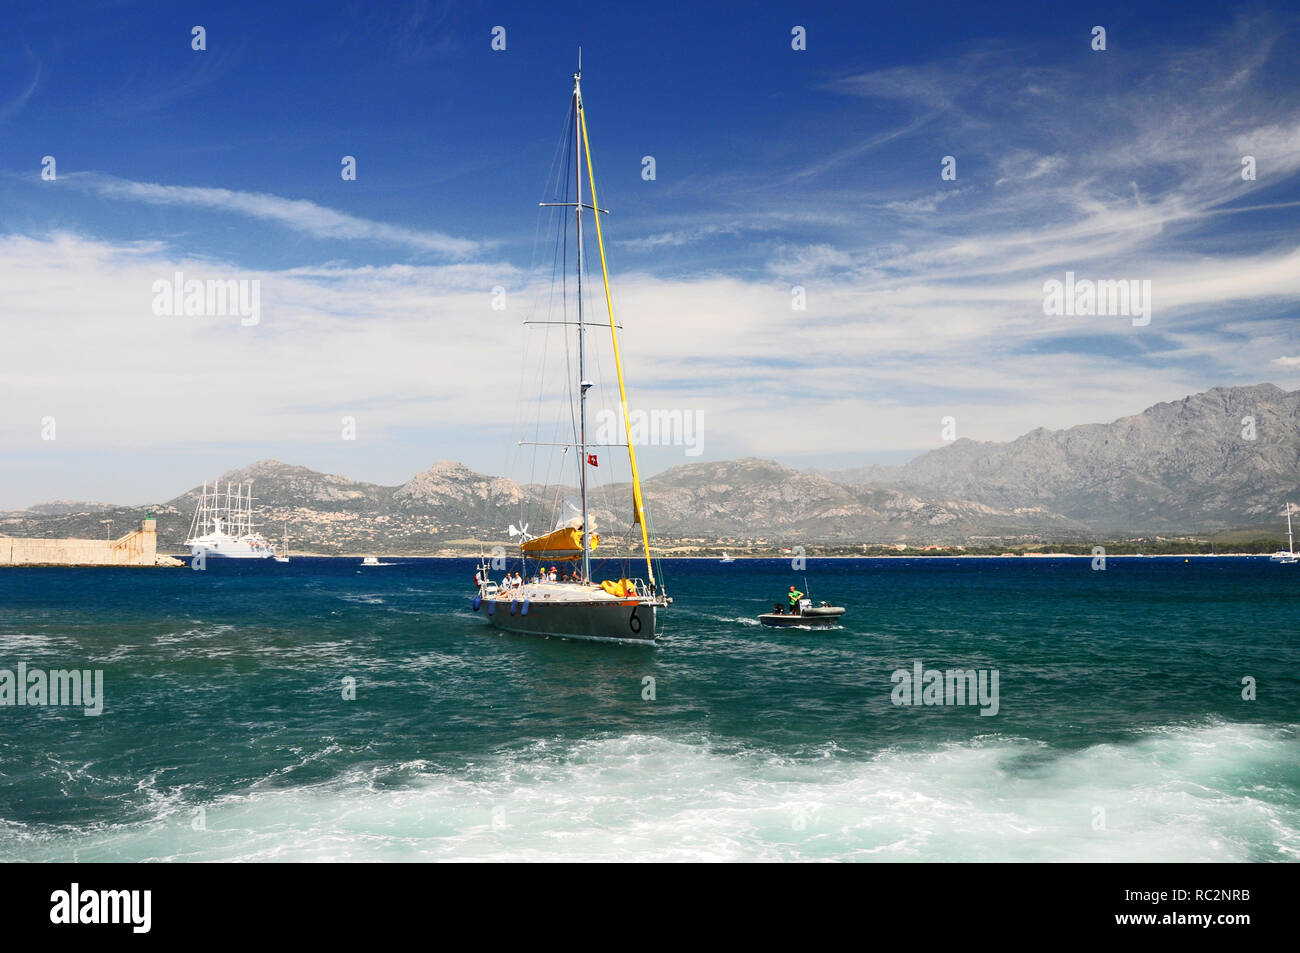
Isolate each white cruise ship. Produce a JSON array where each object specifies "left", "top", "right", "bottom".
[{"left": 185, "top": 481, "right": 277, "bottom": 560}]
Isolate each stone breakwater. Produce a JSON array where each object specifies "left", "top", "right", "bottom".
[{"left": 0, "top": 518, "right": 182, "bottom": 567}]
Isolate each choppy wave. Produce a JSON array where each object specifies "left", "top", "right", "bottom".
[
  {"left": 4, "top": 722, "right": 1296, "bottom": 862},
  {"left": 338, "top": 593, "right": 386, "bottom": 605},
  {"left": 0, "top": 632, "right": 59, "bottom": 652},
  {"left": 702, "top": 614, "right": 760, "bottom": 626}
]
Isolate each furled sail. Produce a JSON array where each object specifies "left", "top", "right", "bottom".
[{"left": 521, "top": 525, "right": 599, "bottom": 561}]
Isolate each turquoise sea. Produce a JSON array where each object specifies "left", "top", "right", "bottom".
[{"left": 0, "top": 556, "right": 1296, "bottom": 861}]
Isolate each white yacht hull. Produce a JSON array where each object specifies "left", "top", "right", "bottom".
[{"left": 1273, "top": 505, "right": 1296, "bottom": 562}]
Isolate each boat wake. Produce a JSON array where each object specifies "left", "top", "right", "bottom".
[
  {"left": 4, "top": 721, "right": 1295, "bottom": 862},
  {"left": 702, "top": 614, "right": 759, "bottom": 627},
  {"left": 761, "top": 623, "right": 844, "bottom": 631}
]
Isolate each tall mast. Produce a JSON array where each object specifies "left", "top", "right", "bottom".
[
  {"left": 1289, "top": 503, "right": 1294, "bottom": 554},
  {"left": 574, "top": 68, "right": 591, "bottom": 585}
]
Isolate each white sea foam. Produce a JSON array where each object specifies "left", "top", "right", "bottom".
[
  {"left": 154, "top": 624, "right": 236, "bottom": 645},
  {"left": 0, "top": 633, "right": 58, "bottom": 652},
  {"left": 5, "top": 722, "right": 1296, "bottom": 862},
  {"left": 339, "top": 594, "right": 386, "bottom": 605}
]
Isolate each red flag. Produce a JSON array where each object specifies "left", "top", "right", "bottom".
[{"left": 587, "top": 454, "right": 598, "bottom": 467}]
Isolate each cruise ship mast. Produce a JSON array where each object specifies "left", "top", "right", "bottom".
[{"left": 190, "top": 481, "right": 258, "bottom": 538}]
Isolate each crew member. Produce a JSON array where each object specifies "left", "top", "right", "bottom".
[{"left": 788, "top": 586, "right": 804, "bottom": 614}]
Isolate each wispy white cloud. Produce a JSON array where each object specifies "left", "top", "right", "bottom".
[
  {"left": 617, "top": 222, "right": 743, "bottom": 251},
  {"left": 882, "top": 189, "right": 966, "bottom": 214},
  {"left": 780, "top": 111, "right": 940, "bottom": 183},
  {"left": 2, "top": 231, "right": 1294, "bottom": 468},
  {"left": 61, "top": 173, "right": 483, "bottom": 258},
  {"left": 994, "top": 152, "right": 1065, "bottom": 186},
  {"left": 4, "top": 15, "right": 1300, "bottom": 507},
  {"left": 0, "top": 47, "right": 40, "bottom": 123}
]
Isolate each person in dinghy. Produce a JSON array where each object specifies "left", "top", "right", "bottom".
[{"left": 756, "top": 584, "right": 847, "bottom": 628}]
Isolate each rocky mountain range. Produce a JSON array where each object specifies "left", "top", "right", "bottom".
[
  {"left": 817, "top": 383, "right": 1300, "bottom": 533},
  {"left": 2, "top": 384, "right": 1297, "bottom": 552}
]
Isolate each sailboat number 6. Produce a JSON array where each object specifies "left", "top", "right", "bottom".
[{"left": 629, "top": 606, "right": 642, "bottom": 634}]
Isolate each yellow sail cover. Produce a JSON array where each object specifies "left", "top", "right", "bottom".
[
  {"left": 600, "top": 578, "right": 637, "bottom": 598},
  {"left": 521, "top": 526, "right": 599, "bottom": 562}
]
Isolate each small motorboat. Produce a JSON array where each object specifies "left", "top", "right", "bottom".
[
  {"left": 361, "top": 555, "right": 381, "bottom": 566},
  {"left": 758, "top": 601, "right": 846, "bottom": 628}
]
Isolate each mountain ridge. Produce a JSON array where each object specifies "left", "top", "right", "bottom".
[
  {"left": 3, "top": 383, "right": 1297, "bottom": 551},
  {"left": 818, "top": 383, "right": 1300, "bottom": 531}
]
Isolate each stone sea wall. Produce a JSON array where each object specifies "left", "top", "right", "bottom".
[{"left": 0, "top": 519, "right": 181, "bottom": 567}]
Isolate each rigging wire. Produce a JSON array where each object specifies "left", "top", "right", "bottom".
[{"left": 511, "top": 95, "right": 577, "bottom": 562}]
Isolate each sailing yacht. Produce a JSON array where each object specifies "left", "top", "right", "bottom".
[
  {"left": 274, "top": 523, "right": 290, "bottom": 562},
  {"left": 185, "top": 481, "right": 277, "bottom": 560},
  {"left": 1269, "top": 503, "right": 1297, "bottom": 564},
  {"left": 472, "top": 64, "right": 670, "bottom": 644},
  {"left": 719, "top": 552, "right": 735, "bottom": 563}
]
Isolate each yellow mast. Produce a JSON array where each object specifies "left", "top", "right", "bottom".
[{"left": 576, "top": 85, "right": 656, "bottom": 586}]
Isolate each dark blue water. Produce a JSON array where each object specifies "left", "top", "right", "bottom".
[{"left": 1, "top": 556, "right": 1296, "bottom": 861}]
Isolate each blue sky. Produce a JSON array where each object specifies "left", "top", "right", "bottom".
[{"left": 2, "top": 1, "right": 1299, "bottom": 508}]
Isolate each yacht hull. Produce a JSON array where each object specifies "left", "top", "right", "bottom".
[{"left": 480, "top": 590, "right": 659, "bottom": 644}]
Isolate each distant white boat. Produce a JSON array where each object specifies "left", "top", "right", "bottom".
[
  {"left": 1269, "top": 503, "right": 1296, "bottom": 564},
  {"left": 185, "top": 481, "right": 276, "bottom": 560},
  {"left": 361, "top": 556, "right": 381, "bottom": 566},
  {"left": 719, "top": 552, "right": 735, "bottom": 563},
  {"left": 274, "top": 523, "right": 290, "bottom": 563}
]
